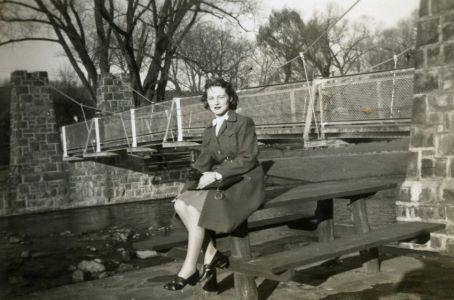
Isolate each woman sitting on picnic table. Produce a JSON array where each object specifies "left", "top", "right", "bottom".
[{"left": 163, "top": 78, "right": 265, "bottom": 292}]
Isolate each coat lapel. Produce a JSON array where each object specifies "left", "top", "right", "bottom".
[
  {"left": 216, "top": 121, "right": 227, "bottom": 137},
  {"left": 216, "top": 110, "right": 237, "bottom": 138}
]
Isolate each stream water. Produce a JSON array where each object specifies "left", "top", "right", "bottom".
[{"left": 0, "top": 198, "right": 175, "bottom": 298}]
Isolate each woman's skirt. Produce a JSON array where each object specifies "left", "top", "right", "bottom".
[{"left": 175, "top": 190, "right": 210, "bottom": 212}]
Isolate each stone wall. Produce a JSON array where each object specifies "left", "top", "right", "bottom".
[
  {"left": 2, "top": 71, "right": 185, "bottom": 216},
  {"left": 64, "top": 159, "right": 184, "bottom": 209},
  {"left": 97, "top": 73, "right": 135, "bottom": 113},
  {"left": 8, "top": 71, "right": 67, "bottom": 213},
  {"left": 398, "top": 0, "right": 454, "bottom": 253}
]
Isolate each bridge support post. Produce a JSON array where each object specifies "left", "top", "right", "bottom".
[
  {"left": 174, "top": 98, "right": 183, "bottom": 142},
  {"left": 130, "top": 109, "right": 137, "bottom": 148}
]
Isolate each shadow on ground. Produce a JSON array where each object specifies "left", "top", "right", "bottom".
[
  {"left": 321, "top": 249, "right": 454, "bottom": 300},
  {"left": 209, "top": 247, "right": 454, "bottom": 300}
]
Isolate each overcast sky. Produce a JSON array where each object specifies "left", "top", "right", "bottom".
[{"left": 0, "top": 0, "right": 420, "bottom": 81}]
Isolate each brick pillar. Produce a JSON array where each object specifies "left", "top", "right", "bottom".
[
  {"left": 97, "top": 73, "right": 134, "bottom": 113},
  {"left": 8, "top": 71, "right": 66, "bottom": 213},
  {"left": 398, "top": 0, "right": 454, "bottom": 253}
]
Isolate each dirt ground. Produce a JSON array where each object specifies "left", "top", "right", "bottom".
[{"left": 9, "top": 246, "right": 454, "bottom": 300}]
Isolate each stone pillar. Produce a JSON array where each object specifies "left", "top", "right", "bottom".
[
  {"left": 8, "top": 71, "right": 66, "bottom": 213},
  {"left": 66, "top": 73, "right": 139, "bottom": 206},
  {"left": 398, "top": 0, "right": 454, "bottom": 253},
  {"left": 97, "top": 73, "right": 134, "bottom": 113}
]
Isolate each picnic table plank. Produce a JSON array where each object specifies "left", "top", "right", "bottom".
[
  {"left": 263, "top": 178, "right": 397, "bottom": 209},
  {"left": 134, "top": 213, "right": 314, "bottom": 251},
  {"left": 245, "top": 222, "right": 444, "bottom": 274}
]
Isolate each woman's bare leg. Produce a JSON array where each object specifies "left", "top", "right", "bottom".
[{"left": 174, "top": 199, "right": 205, "bottom": 278}]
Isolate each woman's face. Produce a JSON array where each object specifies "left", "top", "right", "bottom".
[{"left": 207, "top": 86, "right": 230, "bottom": 117}]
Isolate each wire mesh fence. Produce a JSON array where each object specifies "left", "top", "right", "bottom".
[
  {"left": 64, "top": 121, "right": 96, "bottom": 152},
  {"left": 62, "top": 68, "right": 414, "bottom": 154},
  {"left": 319, "top": 69, "right": 414, "bottom": 123}
]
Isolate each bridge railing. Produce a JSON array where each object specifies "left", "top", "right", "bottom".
[
  {"left": 61, "top": 68, "right": 414, "bottom": 157},
  {"left": 319, "top": 68, "right": 414, "bottom": 123}
]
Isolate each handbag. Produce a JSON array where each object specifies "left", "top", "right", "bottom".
[{"left": 186, "top": 174, "right": 243, "bottom": 191}]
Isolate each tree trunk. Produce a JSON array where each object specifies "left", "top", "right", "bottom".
[
  {"left": 156, "top": 51, "right": 174, "bottom": 102},
  {"left": 94, "top": 0, "right": 110, "bottom": 74}
]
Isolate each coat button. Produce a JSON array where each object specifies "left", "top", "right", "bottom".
[{"left": 217, "top": 150, "right": 221, "bottom": 155}]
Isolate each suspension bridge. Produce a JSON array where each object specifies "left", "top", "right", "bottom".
[{"left": 61, "top": 68, "right": 414, "bottom": 162}]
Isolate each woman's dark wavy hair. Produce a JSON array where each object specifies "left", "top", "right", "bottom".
[{"left": 201, "top": 77, "right": 238, "bottom": 110}]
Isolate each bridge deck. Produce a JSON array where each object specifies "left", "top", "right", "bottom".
[{"left": 61, "top": 69, "right": 414, "bottom": 160}]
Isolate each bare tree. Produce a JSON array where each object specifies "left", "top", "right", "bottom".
[
  {"left": 0, "top": 0, "right": 256, "bottom": 105},
  {"left": 0, "top": 0, "right": 112, "bottom": 102},
  {"left": 55, "top": 62, "right": 80, "bottom": 88},
  {"left": 257, "top": 9, "right": 306, "bottom": 83},
  {"left": 171, "top": 22, "right": 254, "bottom": 93},
  {"left": 246, "top": 47, "right": 275, "bottom": 86},
  {"left": 363, "top": 10, "right": 417, "bottom": 72},
  {"left": 327, "top": 18, "right": 372, "bottom": 75},
  {"left": 256, "top": 8, "right": 335, "bottom": 83},
  {"left": 256, "top": 5, "right": 381, "bottom": 81}
]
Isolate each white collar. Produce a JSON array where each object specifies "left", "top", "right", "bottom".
[{"left": 212, "top": 112, "right": 229, "bottom": 126}]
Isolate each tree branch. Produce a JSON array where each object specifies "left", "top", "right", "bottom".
[
  {"left": 0, "top": 17, "right": 52, "bottom": 25},
  {"left": 0, "top": 37, "right": 59, "bottom": 46},
  {"left": 133, "top": 0, "right": 152, "bottom": 29},
  {"left": 35, "top": 0, "right": 96, "bottom": 101},
  {"left": 98, "top": 0, "right": 128, "bottom": 36},
  {"left": 69, "top": 1, "right": 86, "bottom": 46},
  {"left": 199, "top": 1, "right": 252, "bottom": 32}
]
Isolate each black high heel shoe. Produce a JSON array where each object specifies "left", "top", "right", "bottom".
[
  {"left": 199, "top": 251, "right": 229, "bottom": 282},
  {"left": 163, "top": 269, "right": 199, "bottom": 291}
]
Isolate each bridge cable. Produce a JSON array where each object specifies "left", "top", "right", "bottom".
[
  {"left": 39, "top": 78, "right": 100, "bottom": 152},
  {"left": 266, "top": 0, "right": 362, "bottom": 80},
  {"left": 111, "top": 74, "right": 176, "bottom": 109},
  {"left": 111, "top": 74, "right": 154, "bottom": 105},
  {"left": 367, "top": 46, "right": 413, "bottom": 72}
]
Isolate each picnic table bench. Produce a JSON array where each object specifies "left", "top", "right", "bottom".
[{"left": 134, "top": 175, "right": 444, "bottom": 300}]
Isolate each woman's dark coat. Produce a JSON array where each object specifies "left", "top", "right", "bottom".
[{"left": 183, "top": 110, "right": 265, "bottom": 233}]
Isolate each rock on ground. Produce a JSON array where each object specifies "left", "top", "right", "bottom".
[
  {"left": 136, "top": 250, "right": 158, "bottom": 259},
  {"left": 77, "top": 260, "right": 106, "bottom": 274}
]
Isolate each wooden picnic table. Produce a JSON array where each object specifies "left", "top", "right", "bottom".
[
  {"left": 134, "top": 177, "right": 444, "bottom": 300},
  {"left": 224, "top": 177, "right": 443, "bottom": 300}
]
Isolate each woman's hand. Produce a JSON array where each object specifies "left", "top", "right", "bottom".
[{"left": 197, "top": 172, "right": 218, "bottom": 189}]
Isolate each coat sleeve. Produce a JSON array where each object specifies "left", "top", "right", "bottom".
[
  {"left": 192, "top": 127, "right": 214, "bottom": 173},
  {"left": 215, "top": 117, "right": 259, "bottom": 178}
]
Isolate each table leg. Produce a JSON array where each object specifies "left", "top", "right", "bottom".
[
  {"left": 350, "top": 193, "right": 380, "bottom": 272},
  {"left": 230, "top": 221, "right": 258, "bottom": 300},
  {"left": 316, "top": 199, "right": 334, "bottom": 242}
]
